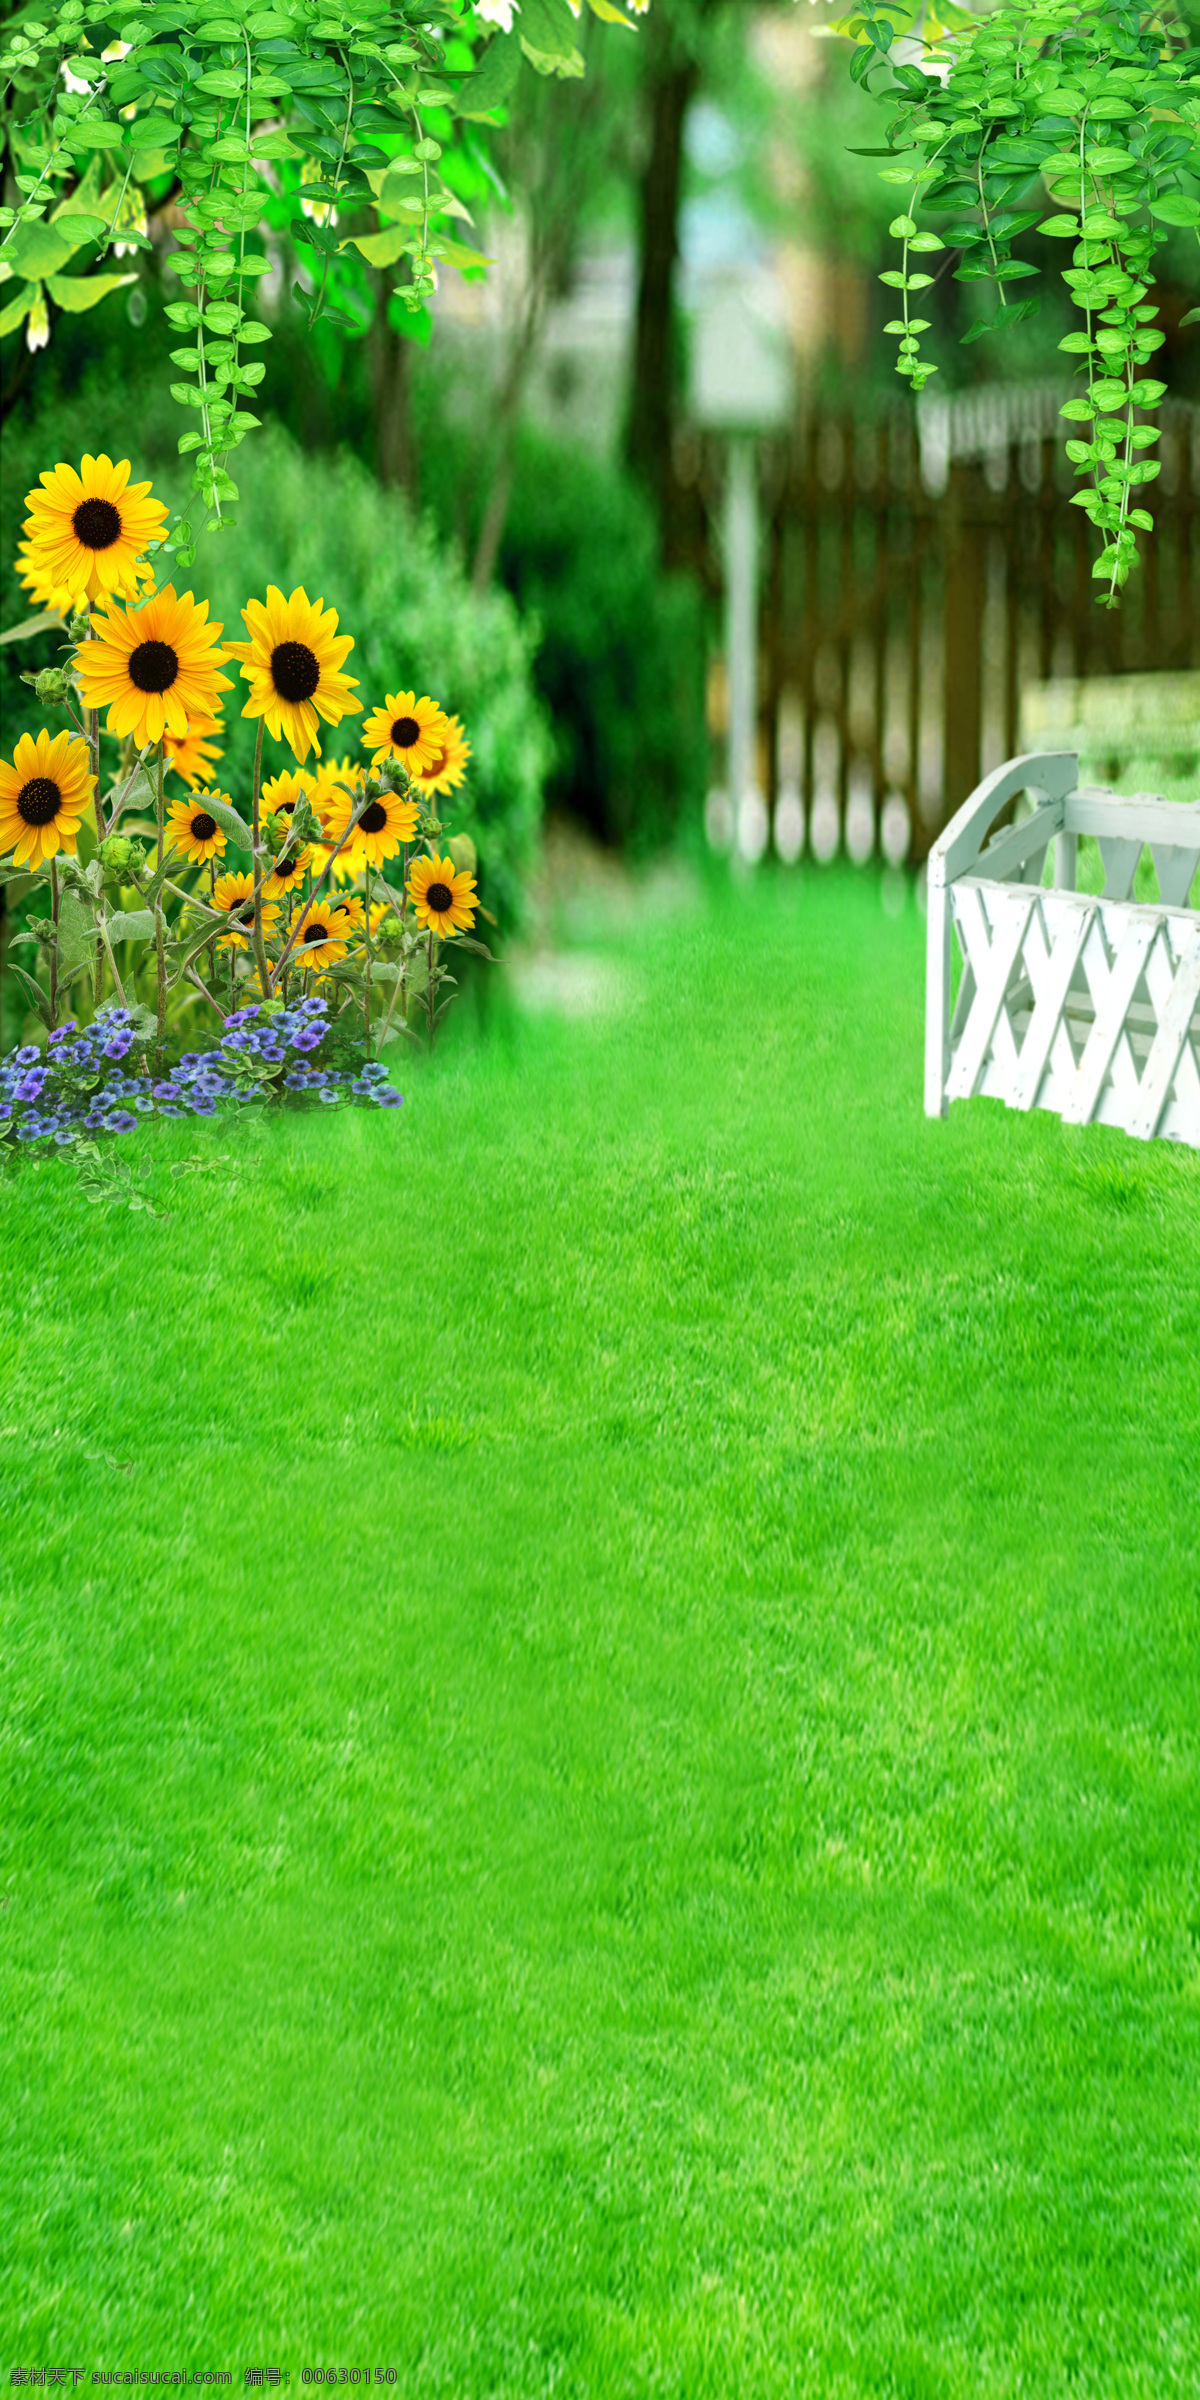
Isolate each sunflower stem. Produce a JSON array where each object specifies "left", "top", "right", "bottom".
[
  {"left": 97, "top": 910, "right": 129, "bottom": 1010},
  {"left": 155, "top": 737, "right": 167, "bottom": 1066},
  {"left": 208, "top": 858, "right": 217, "bottom": 1020},
  {"left": 272, "top": 796, "right": 369, "bottom": 986},
  {"left": 249, "top": 717, "right": 271, "bottom": 1000},
  {"left": 48, "top": 856, "right": 60, "bottom": 1030},
  {"left": 364, "top": 861, "right": 373, "bottom": 1051},
  {"left": 426, "top": 926, "right": 435, "bottom": 1051}
]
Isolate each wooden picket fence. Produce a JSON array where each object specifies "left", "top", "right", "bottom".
[{"left": 738, "top": 389, "right": 1200, "bottom": 863}]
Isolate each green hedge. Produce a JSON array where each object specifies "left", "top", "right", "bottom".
[
  {"left": 2, "top": 394, "right": 551, "bottom": 932},
  {"left": 415, "top": 413, "right": 711, "bottom": 860}
]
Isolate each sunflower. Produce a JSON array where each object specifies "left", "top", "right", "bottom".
[
  {"left": 261, "top": 765, "right": 316, "bottom": 826},
  {"left": 166, "top": 791, "right": 228, "bottom": 866},
  {"left": 413, "top": 715, "right": 471, "bottom": 799},
  {"left": 22, "top": 453, "right": 169, "bottom": 604},
  {"left": 76, "top": 586, "right": 231, "bottom": 747},
  {"left": 361, "top": 690, "right": 447, "bottom": 774},
  {"left": 310, "top": 757, "right": 364, "bottom": 883},
  {"left": 164, "top": 716, "right": 224, "bottom": 790},
  {"left": 226, "top": 585, "right": 360, "bottom": 765},
  {"left": 212, "top": 871, "right": 281, "bottom": 949},
  {"left": 16, "top": 535, "right": 155, "bottom": 620},
  {"left": 0, "top": 728, "right": 96, "bottom": 867},
  {"left": 408, "top": 852, "right": 478, "bottom": 939},
  {"left": 330, "top": 894, "right": 390, "bottom": 937},
  {"left": 263, "top": 843, "right": 316, "bottom": 900},
  {"left": 331, "top": 782, "right": 420, "bottom": 869},
  {"left": 14, "top": 541, "right": 74, "bottom": 616},
  {"left": 290, "top": 899, "right": 352, "bottom": 973}
]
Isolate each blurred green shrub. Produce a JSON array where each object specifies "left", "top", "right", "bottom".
[
  {"left": 492, "top": 434, "right": 709, "bottom": 859},
  {"left": 3, "top": 390, "right": 550, "bottom": 931},
  {"left": 412, "top": 402, "right": 710, "bottom": 859}
]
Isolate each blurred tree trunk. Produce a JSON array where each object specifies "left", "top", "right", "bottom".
[
  {"left": 624, "top": 13, "right": 699, "bottom": 560},
  {"left": 370, "top": 281, "right": 417, "bottom": 496}
]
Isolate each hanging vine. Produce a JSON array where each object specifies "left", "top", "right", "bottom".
[
  {"left": 1, "top": 0, "right": 636, "bottom": 565},
  {"left": 832, "top": 0, "right": 1200, "bottom": 603}
]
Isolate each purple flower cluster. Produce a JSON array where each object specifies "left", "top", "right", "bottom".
[{"left": 1, "top": 996, "right": 403, "bottom": 1154}]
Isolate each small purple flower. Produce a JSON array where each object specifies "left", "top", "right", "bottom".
[
  {"left": 152, "top": 1082, "right": 177, "bottom": 1101},
  {"left": 15, "top": 1045, "right": 40, "bottom": 1065},
  {"left": 291, "top": 1029, "right": 323, "bottom": 1053},
  {"left": 108, "top": 1111, "right": 138, "bottom": 1134},
  {"left": 297, "top": 995, "right": 327, "bottom": 1016},
  {"left": 318, "top": 1088, "right": 341, "bottom": 1104},
  {"left": 15, "top": 1074, "right": 46, "bottom": 1102},
  {"left": 133, "top": 1094, "right": 156, "bottom": 1114},
  {"left": 16, "top": 1121, "right": 46, "bottom": 1141},
  {"left": 223, "top": 1030, "right": 251, "bottom": 1052},
  {"left": 103, "top": 1037, "right": 132, "bottom": 1061},
  {"left": 0, "top": 1102, "right": 11, "bottom": 1122},
  {"left": 361, "top": 1062, "right": 389, "bottom": 1083},
  {"left": 190, "top": 1097, "right": 217, "bottom": 1116},
  {"left": 259, "top": 1045, "right": 286, "bottom": 1064},
  {"left": 305, "top": 1070, "right": 329, "bottom": 1088},
  {"left": 284, "top": 1072, "right": 309, "bottom": 1091},
  {"left": 54, "top": 1125, "right": 79, "bottom": 1145},
  {"left": 158, "top": 1104, "right": 185, "bottom": 1119},
  {"left": 374, "top": 1087, "right": 403, "bottom": 1108},
  {"left": 233, "top": 1086, "right": 261, "bottom": 1103}
]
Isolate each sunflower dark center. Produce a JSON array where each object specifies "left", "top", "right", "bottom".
[
  {"left": 277, "top": 855, "right": 301, "bottom": 877},
  {"left": 271, "top": 641, "right": 320, "bottom": 703},
  {"left": 17, "top": 776, "right": 63, "bottom": 827},
  {"left": 190, "top": 812, "right": 217, "bottom": 842},
  {"left": 302, "top": 920, "right": 328, "bottom": 945},
  {"left": 73, "top": 496, "right": 122, "bottom": 551},
  {"left": 391, "top": 715, "right": 420, "bottom": 748},
  {"left": 128, "top": 639, "right": 179, "bottom": 694},
  {"left": 425, "top": 881, "right": 453, "bottom": 912},
  {"left": 360, "top": 801, "right": 387, "bottom": 835}
]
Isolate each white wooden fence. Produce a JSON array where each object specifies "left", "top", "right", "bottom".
[{"left": 926, "top": 753, "right": 1200, "bottom": 1148}]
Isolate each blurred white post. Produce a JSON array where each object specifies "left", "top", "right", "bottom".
[
  {"left": 690, "top": 277, "right": 793, "bottom": 861},
  {"left": 725, "top": 435, "right": 757, "bottom": 835}
]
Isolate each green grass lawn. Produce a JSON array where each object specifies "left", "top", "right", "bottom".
[{"left": 3, "top": 864, "right": 1199, "bottom": 2395}]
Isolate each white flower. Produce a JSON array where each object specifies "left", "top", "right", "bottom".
[
  {"left": 60, "top": 60, "right": 91, "bottom": 94},
  {"left": 101, "top": 39, "right": 131, "bottom": 60},
  {"left": 475, "top": 0, "right": 517, "bottom": 29},
  {"left": 26, "top": 288, "right": 49, "bottom": 352}
]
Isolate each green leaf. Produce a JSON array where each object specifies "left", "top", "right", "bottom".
[
  {"left": 200, "top": 795, "right": 253, "bottom": 849},
  {"left": 1149, "top": 194, "right": 1200, "bottom": 227},
  {"left": 0, "top": 286, "right": 32, "bottom": 338},
  {"left": 48, "top": 270, "right": 137, "bottom": 311},
  {"left": 1039, "top": 215, "right": 1081, "bottom": 236},
  {"left": 9, "top": 962, "right": 53, "bottom": 1028},
  {"left": 57, "top": 888, "right": 99, "bottom": 980},
  {"left": 0, "top": 607, "right": 63, "bottom": 644},
  {"left": 106, "top": 908, "right": 156, "bottom": 942},
  {"left": 517, "top": 0, "right": 583, "bottom": 61},
  {"left": 3, "top": 219, "right": 76, "bottom": 278},
  {"left": 427, "top": 234, "right": 494, "bottom": 270},
  {"left": 67, "top": 120, "right": 128, "bottom": 150}
]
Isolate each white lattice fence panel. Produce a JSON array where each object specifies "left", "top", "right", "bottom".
[
  {"left": 947, "top": 884, "right": 1200, "bottom": 1145},
  {"left": 926, "top": 752, "right": 1200, "bottom": 1150}
]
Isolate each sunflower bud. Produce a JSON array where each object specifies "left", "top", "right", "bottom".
[
  {"left": 68, "top": 610, "right": 92, "bottom": 643},
  {"left": 99, "top": 835, "right": 134, "bottom": 872},
  {"left": 35, "top": 667, "right": 71, "bottom": 705}
]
